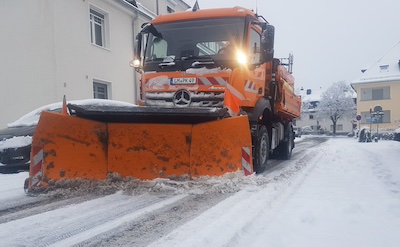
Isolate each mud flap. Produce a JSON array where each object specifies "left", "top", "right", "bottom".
[{"left": 28, "top": 112, "right": 253, "bottom": 189}]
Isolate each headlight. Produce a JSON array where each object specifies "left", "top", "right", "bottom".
[
  {"left": 236, "top": 51, "right": 247, "bottom": 65},
  {"left": 129, "top": 59, "right": 141, "bottom": 68}
]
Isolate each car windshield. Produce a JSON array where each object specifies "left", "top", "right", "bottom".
[{"left": 144, "top": 17, "right": 245, "bottom": 64}]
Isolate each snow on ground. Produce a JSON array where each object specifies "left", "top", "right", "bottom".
[
  {"left": 0, "top": 137, "right": 399, "bottom": 246},
  {"left": 148, "top": 137, "right": 400, "bottom": 247}
]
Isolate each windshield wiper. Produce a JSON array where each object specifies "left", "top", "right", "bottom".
[
  {"left": 191, "top": 61, "right": 215, "bottom": 67},
  {"left": 181, "top": 56, "right": 215, "bottom": 67},
  {"left": 158, "top": 56, "right": 176, "bottom": 67}
]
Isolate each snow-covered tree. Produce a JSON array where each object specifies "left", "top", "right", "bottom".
[{"left": 316, "top": 81, "right": 356, "bottom": 135}]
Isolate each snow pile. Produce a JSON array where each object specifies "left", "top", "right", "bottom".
[
  {"left": 27, "top": 171, "right": 270, "bottom": 199},
  {"left": 0, "top": 136, "right": 32, "bottom": 151}
]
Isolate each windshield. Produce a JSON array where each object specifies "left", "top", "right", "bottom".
[{"left": 144, "top": 18, "right": 245, "bottom": 69}]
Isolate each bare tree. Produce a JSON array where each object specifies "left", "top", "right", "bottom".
[{"left": 316, "top": 81, "right": 356, "bottom": 135}]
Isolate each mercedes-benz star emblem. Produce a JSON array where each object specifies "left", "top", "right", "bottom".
[{"left": 173, "top": 90, "right": 191, "bottom": 107}]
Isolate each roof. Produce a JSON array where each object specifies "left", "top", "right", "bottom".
[
  {"left": 115, "top": 0, "right": 156, "bottom": 19},
  {"left": 298, "top": 88, "right": 324, "bottom": 102},
  {"left": 352, "top": 41, "right": 400, "bottom": 85},
  {"left": 299, "top": 86, "right": 356, "bottom": 103},
  {"left": 151, "top": 7, "right": 256, "bottom": 24}
]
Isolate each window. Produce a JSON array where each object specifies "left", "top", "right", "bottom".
[
  {"left": 360, "top": 86, "right": 390, "bottom": 101},
  {"left": 93, "top": 81, "right": 109, "bottom": 99},
  {"left": 372, "top": 88, "right": 383, "bottom": 100},
  {"left": 309, "top": 114, "right": 314, "bottom": 120},
  {"left": 90, "top": 8, "right": 107, "bottom": 47},
  {"left": 330, "top": 124, "right": 343, "bottom": 131},
  {"left": 379, "top": 64, "right": 389, "bottom": 72},
  {"left": 167, "top": 6, "right": 175, "bottom": 13},
  {"left": 248, "top": 29, "right": 261, "bottom": 64},
  {"left": 143, "top": 17, "right": 245, "bottom": 71}
]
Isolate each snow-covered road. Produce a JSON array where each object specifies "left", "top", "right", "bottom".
[{"left": 0, "top": 137, "right": 399, "bottom": 247}]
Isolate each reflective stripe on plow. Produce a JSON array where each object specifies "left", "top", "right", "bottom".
[
  {"left": 198, "top": 77, "right": 228, "bottom": 86},
  {"left": 31, "top": 147, "right": 44, "bottom": 187},
  {"left": 241, "top": 147, "right": 252, "bottom": 175}
]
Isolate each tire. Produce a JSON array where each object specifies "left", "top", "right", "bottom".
[
  {"left": 279, "top": 125, "right": 293, "bottom": 160},
  {"left": 254, "top": 125, "right": 269, "bottom": 173},
  {"left": 24, "top": 178, "right": 29, "bottom": 194}
]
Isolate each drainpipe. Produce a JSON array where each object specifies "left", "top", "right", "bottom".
[
  {"left": 156, "top": 0, "right": 159, "bottom": 15},
  {"left": 132, "top": 12, "right": 139, "bottom": 104}
]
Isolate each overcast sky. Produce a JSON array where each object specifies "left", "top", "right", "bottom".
[{"left": 185, "top": 0, "right": 400, "bottom": 90}]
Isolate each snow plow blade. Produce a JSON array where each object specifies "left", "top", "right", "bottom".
[{"left": 27, "top": 106, "right": 253, "bottom": 189}]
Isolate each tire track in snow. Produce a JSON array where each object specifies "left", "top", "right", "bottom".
[
  {"left": 0, "top": 192, "right": 186, "bottom": 247},
  {"left": 147, "top": 138, "right": 330, "bottom": 247}
]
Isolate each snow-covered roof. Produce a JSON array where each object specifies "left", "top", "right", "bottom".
[
  {"left": 298, "top": 88, "right": 324, "bottom": 102},
  {"left": 298, "top": 85, "right": 356, "bottom": 104},
  {"left": 352, "top": 41, "right": 400, "bottom": 85}
]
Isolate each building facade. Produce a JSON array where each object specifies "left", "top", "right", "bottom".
[
  {"left": 296, "top": 88, "right": 356, "bottom": 135},
  {"left": 351, "top": 41, "right": 400, "bottom": 131},
  {"left": 0, "top": 0, "right": 190, "bottom": 128}
]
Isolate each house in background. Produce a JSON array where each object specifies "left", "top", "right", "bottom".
[
  {"left": 0, "top": 0, "right": 190, "bottom": 128},
  {"left": 296, "top": 88, "right": 356, "bottom": 135},
  {"left": 351, "top": 41, "right": 400, "bottom": 131}
]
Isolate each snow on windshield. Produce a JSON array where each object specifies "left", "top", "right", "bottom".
[
  {"left": 186, "top": 67, "right": 231, "bottom": 76},
  {"left": 7, "top": 99, "right": 135, "bottom": 128}
]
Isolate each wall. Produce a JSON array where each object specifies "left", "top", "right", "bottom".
[
  {"left": 0, "top": 0, "right": 189, "bottom": 128},
  {"left": 0, "top": 0, "right": 58, "bottom": 127},
  {"left": 353, "top": 81, "right": 400, "bottom": 130},
  {"left": 0, "top": 0, "right": 144, "bottom": 128},
  {"left": 52, "top": 0, "right": 136, "bottom": 102}
]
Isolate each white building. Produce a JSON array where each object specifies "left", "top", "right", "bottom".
[
  {"left": 296, "top": 88, "right": 357, "bottom": 135},
  {"left": 351, "top": 41, "right": 400, "bottom": 131},
  {"left": 0, "top": 0, "right": 190, "bottom": 128}
]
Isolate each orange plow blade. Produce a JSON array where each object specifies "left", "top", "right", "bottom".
[{"left": 28, "top": 111, "right": 253, "bottom": 189}]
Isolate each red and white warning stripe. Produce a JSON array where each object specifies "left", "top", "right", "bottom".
[
  {"left": 241, "top": 147, "right": 253, "bottom": 176},
  {"left": 244, "top": 80, "right": 258, "bottom": 93},
  {"left": 30, "top": 147, "right": 44, "bottom": 187},
  {"left": 198, "top": 77, "right": 228, "bottom": 86},
  {"left": 224, "top": 82, "right": 245, "bottom": 116}
]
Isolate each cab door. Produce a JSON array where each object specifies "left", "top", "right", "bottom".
[{"left": 243, "top": 26, "right": 266, "bottom": 106}]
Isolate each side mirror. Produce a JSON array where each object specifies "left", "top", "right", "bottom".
[{"left": 261, "top": 24, "right": 275, "bottom": 62}]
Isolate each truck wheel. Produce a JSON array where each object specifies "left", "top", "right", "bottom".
[
  {"left": 254, "top": 125, "right": 269, "bottom": 173},
  {"left": 280, "top": 125, "right": 293, "bottom": 160}
]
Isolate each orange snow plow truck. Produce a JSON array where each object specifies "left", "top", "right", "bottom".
[{"left": 25, "top": 7, "right": 301, "bottom": 191}]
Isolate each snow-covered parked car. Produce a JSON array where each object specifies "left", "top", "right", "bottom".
[
  {"left": 293, "top": 126, "right": 301, "bottom": 137},
  {"left": 395, "top": 127, "right": 400, "bottom": 142},
  {"left": 0, "top": 99, "right": 135, "bottom": 173}
]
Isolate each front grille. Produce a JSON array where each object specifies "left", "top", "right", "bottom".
[{"left": 145, "top": 92, "right": 225, "bottom": 108}]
